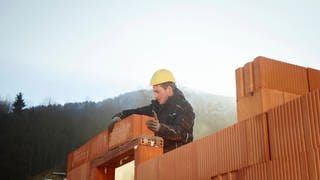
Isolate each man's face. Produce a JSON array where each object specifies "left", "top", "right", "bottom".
[{"left": 153, "top": 85, "right": 170, "bottom": 105}]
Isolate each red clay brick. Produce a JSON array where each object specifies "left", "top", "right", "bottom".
[
  {"left": 237, "top": 151, "right": 309, "bottom": 180},
  {"left": 212, "top": 172, "right": 238, "bottom": 180},
  {"left": 134, "top": 145, "right": 163, "bottom": 167},
  {"left": 245, "top": 113, "right": 270, "bottom": 166},
  {"left": 68, "top": 141, "right": 91, "bottom": 171},
  {"left": 67, "top": 153, "right": 73, "bottom": 172},
  {"left": 239, "top": 121, "right": 248, "bottom": 170},
  {"left": 253, "top": 56, "right": 309, "bottom": 95},
  {"left": 196, "top": 133, "right": 219, "bottom": 179},
  {"left": 89, "top": 167, "right": 112, "bottom": 180},
  {"left": 307, "top": 68, "right": 320, "bottom": 91},
  {"left": 236, "top": 67, "right": 245, "bottom": 101},
  {"left": 158, "top": 142, "right": 197, "bottom": 180},
  {"left": 216, "top": 123, "right": 247, "bottom": 174},
  {"left": 212, "top": 175, "right": 223, "bottom": 180},
  {"left": 235, "top": 57, "right": 308, "bottom": 100},
  {"left": 267, "top": 96, "right": 306, "bottom": 160},
  {"left": 283, "top": 92, "right": 301, "bottom": 103},
  {"left": 302, "top": 89, "right": 320, "bottom": 150},
  {"left": 89, "top": 130, "right": 109, "bottom": 161},
  {"left": 306, "top": 148, "right": 320, "bottom": 180},
  {"left": 237, "top": 88, "right": 289, "bottom": 121},
  {"left": 67, "top": 162, "right": 90, "bottom": 180},
  {"left": 227, "top": 171, "right": 238, "bottom": 180},
  {"left": 68, "top": 130, "right": 108, "bottom": 172},
  {"left": 136, "top": 158, "right": 159, "bottom": 180},
  {"left": 268, "top": 152, "right": 309, "bottom": 180},
  {"left": 108, "top": 115, "right": 154, "bottom": 149},
  {"left": 244, "top": 62, "right": 254, "bottom": 96},
  {"left": 237, "top": 162, "right": 268, "bottom": 180}
]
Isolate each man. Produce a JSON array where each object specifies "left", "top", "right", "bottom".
[{"left": 109, "top": 69, "right": 195, "bottom": 153}]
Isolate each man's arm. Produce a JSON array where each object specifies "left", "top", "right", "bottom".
[
  {"left": 157, "top": 103, "right": 195, "bottom": 141},
  {"left": 113, "top": 100, "right": 160, "bottom": 119},
  {"left": 114, "top": 105, "right": 153, "bottom": 119},
  {"left": 109, "top": 102, "right": 155, "bottom": 132}
]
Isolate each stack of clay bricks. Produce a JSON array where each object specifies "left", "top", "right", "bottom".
[
  {"left": 66, "top": 114, "right": 158, "bottom": 180},
  {"left": 136, "top": 56, "right": 320, "bottom": 180},
  {"left": 235, "top": 56, "right": 311, "bottom": 121},
  {"left": 234, "top": 56, "right": 320, "bottom": 179}
]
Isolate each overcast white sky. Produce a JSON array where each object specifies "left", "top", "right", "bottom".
[{"left": 1, "top": 0, "right": 319, "bottom": 106}]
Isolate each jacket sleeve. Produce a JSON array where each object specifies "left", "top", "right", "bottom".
[
  {"left": 157, "top": 102, "right": 195, "bottom": 142},
  {"left": 120, "top": 104, "right": 154, "bottom": 119}
]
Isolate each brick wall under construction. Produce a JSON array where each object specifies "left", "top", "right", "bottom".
[
  {"left": 66, "top": 115, "right": 162, "bottom": 180},
  {"left": 67, "top": 56, "right": 320, "bottom": 180},
  {"left": 136, "top": 56, "right": 320, "bottom": 180}
]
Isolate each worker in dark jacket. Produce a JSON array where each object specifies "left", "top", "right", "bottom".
[{"left": 109, "top": 69, "right": 195, "bottom": 153}]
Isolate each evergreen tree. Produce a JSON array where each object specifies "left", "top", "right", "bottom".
[
  {"left": 0, "top": 99, "right": 11, "bottom": 114},
  {"left": 13, "top": 92, "right": 26, "bottom": 113}
]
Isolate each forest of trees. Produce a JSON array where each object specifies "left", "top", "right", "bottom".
[{"left": 0, "top": 89, "right": 236, "bottom": 179}]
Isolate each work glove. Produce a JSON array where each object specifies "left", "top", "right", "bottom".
[
  {"left": 146, "top": 119, "right": 161, "bottom": 132},
  {"left": 112, "top": 111, "right": 124, "bottom": 119},
  {"left": 108, "top": 110, "right": 135, "bottom": 132},
  {"left": 108, "top": 113, "right": 123, "bottom": 132},
  {"left": 112, "top": 109, "right": 135, "bottom": 120}
]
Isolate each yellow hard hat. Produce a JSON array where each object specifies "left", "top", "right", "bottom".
[{"left": 150, "top": 69, "right": 176, "bottom": 86}]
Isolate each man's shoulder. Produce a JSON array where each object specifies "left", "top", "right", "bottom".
[{"left": 174, "top": 98, "right": 193, "bottom": 112}]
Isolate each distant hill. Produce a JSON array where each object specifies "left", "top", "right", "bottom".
[
  {"left": 0, "top": 88, "right": 236, "bottom": 179},
  {"left": 183, "top": 89, "right": 236, "bottom": 139}
]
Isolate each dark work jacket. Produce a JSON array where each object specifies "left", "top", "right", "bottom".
[{"left": 121, "top": 88, "right": 195, "bottom": 153}]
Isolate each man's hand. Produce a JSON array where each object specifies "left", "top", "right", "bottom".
[
  {"left": 108, "top": 115, "right": 121, "bottom": 132},
  {"left": 112, "top": 112, "right": 124, "bottom": 119},
  {"left": 146, "top": 119, "right": 161, "bottom": 132}
]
